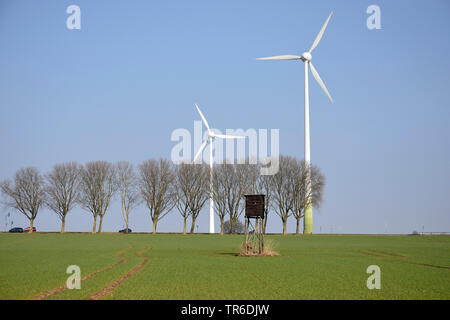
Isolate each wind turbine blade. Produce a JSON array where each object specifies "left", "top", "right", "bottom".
[
  {"left": 256, "top": 55, "right": 301, "bottom": 61},
  {"left": 212, "top": 134, "right": 246, "bottom": 139},
  {"left": 193, "top": 140, "right": 208, "bottom": 162},
  {"left": 309, "top": 62, "right": 333, "bottom": 103},
  {"left": 309, "top": 12, "right": 333, "bottom": 53},
  {"left": 195, "top": 104, "right": 210, "bottom": 131}
]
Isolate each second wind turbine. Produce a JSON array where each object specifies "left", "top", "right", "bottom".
[{"left": 193, "top": 104, "right": 245, "bottom": 234}]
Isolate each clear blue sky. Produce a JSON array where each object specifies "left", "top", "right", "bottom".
[{"left": 1, "top": 0, "right": 449, "bottom": 234}]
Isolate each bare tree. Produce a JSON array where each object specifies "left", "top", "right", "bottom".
[
  {"left": 174, "top": 162, "right": 208, "bottom": 234},
  {"left": 212, "top": 164, "right": 230, "bottom": 235},
  {"left": 292, "top": 160, "right": 325, "bottom": 234},
  {"left": 174, "top": 163, "right": 190, "bottom": 234},
  {"left": 271, "top": 155, "right": 297, "bottom": 235},
  {"left": 117, "top": 161, "right": 140, "bottom": 234},
  {"left": 187, "top": 164, "right": 209, "bottom": 234},
  {"left": 44, "top": 162, "right": 81, "bottom": 233},
  {"left": 213, "top": 161, "right": 250, "bottom": 234},
  {"left": 138, "top": 158, "right": 175, "bottom": 234},
  {"left": 78, "top": 161, "right": 117, "bottom": 233},
  {"left": 0, "top": 167, "right": 45, "bottom": 233}
]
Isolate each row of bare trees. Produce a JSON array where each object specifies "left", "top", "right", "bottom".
[
  {"left": 212, "top": 156, "right": 325, "bottom": 235},
  {"left": 0, "top": 156, "right": 325, "bottom": 235},
  {"left": 0, "top": 160, "right": 172, "bottom": 234}
]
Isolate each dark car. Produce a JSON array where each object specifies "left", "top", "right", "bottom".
[
  {"left": 9, "top": 227, "right": 23, "bottom": 233},
  {"left": 24, "top": 227, "right": 36, "bottom": 232},
  {"left": 119, "top": 228, "right": 132, "bottom": 233}
]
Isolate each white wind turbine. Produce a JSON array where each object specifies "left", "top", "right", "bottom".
[
  {"left": 256, "top": 12, "right": 334, "bottom": 234},
  {"left": 193, "top": 103, "right": 245, "bottom": 234}
]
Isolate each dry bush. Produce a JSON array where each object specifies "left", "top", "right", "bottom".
[
  {"left": 238, "top": 238, "right": 279, "bottom": 257},
  {"left": 262, "top": 239, "right": 279, "bottom": 256}
]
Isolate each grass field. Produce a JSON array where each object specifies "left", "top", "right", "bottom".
[{"left": 0, "top": 233, "right": 449, "bottom": 300}]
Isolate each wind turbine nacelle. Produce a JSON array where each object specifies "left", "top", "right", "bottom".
[{"left": 301, "top": 52, "right": 312, "bottom": 62}]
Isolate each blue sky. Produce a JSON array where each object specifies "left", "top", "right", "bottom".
[{"left": 0, "top": 0, "right": 449, "bottom": 234}]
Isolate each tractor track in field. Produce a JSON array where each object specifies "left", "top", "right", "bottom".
[
  {"left": 360, "top": 251, "right": 407, "bottom": 258},
  {"left": 86, "top": 246, "right": 150, "bottom": 300},
  {"left": 240, "top": 265, "right": 285, "bottom": 298},
  {"left": 30, "top": 243, "right": 135, "bottom": 300},
  {"left": 401, "top": 261, "right": 450, "bottom": 270},
  {"left": 360, "top": 251, "right": 450, "bottom": 270}
]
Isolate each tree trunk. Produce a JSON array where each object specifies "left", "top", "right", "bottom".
[
  {"left": 296, "top": 217, "right": 301, "bottom": 235},
  {"left": 61, "top": 216, "right": 66, "bottom": 233},
  {"left": 29, "top": 218, "right": 34, "bottom": 233},
  {"left": 263, "top": 211, "right": 268, "bottom": 234},
  {"left": 220, "top": 217, "right": 224, "bottom": 235},
  {"left": 98, "top": 215, "right": 104, "bottom": 233},
  {"left": 124, "top": 211, "right": 129, "bottom": 233},
  {"left": 92, "top": 216, "right": 97, "bottom": 234},
  {"left": 282, "top": 219, "right": 287, "bottom": 235},
  {"left": 190, "top": 217, "right": 196, "bottom": 233},
  {"left": 152, "top": 219, "right": 157, "bottom": 234},
  {"left": 122, "top": 203, "right": 129, "bottom": 233},
  {"left": 183, "top": 216, "right": 187, "bottom": 235},
  {"left": 230, "top": 218, "right": 235, "bottom": 234}
]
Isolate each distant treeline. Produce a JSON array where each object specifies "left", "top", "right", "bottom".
[{"left": 0, "top": 156, "right": 325, "bottom": 235}]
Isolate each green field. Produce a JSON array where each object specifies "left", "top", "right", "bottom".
[{"left": 0, "top": 233, "right": 449, "bottom": 300}]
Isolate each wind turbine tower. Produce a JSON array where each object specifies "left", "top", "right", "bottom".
[{"left": 257, "top": 12, "right": 334, "bottom": 234}]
